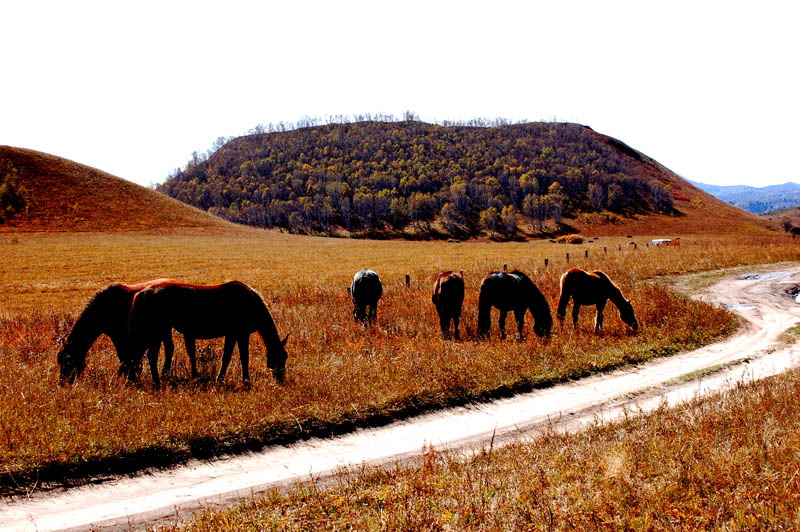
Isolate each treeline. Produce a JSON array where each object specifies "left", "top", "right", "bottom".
[{"left": 159, "top": 119, "right": 674, "bottom": 237}]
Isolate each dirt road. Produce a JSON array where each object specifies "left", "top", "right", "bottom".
[{"left": 3, "top": 266, "right": 800, "bottom": 532}]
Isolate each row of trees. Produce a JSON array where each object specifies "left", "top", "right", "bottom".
[{"left": 160, "top": 120, "right": 675, "bottom": 237}]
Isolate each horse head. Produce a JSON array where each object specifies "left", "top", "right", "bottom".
[
  {"left": 533, "top": 310, "right": 553, "bottom": 338},
  {"left": 618, "top": 298, "right": 639, "bottom": 331},
  {"left": 267, "top": 333, "right": 289, "bottom": 384},
  {"left": 57, "top": 341, "right": 86, "bottom": 385}
]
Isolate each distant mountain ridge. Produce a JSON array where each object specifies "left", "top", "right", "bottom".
[{"left": 690, "top": 180, "right": 800, "bottom": 214}]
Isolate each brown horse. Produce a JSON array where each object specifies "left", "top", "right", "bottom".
[
  {"left": 478, "top": 270, "right": 552, "bottom": 339},
  {"left": 128, "top": 280, "right": 288, "bottom": 388},
  {"left": 556, "top": 268, "right": 638, "bottom": 334},
  {"left": 57, "top": 279, "right": 186, "bottom": 385},
  {"left": 432, "top": 271, "right": 465, "bottom": 340}
]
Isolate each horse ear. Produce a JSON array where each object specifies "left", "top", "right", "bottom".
[{"left": 281, "top": 333, "right": 289, "bottom": 347}]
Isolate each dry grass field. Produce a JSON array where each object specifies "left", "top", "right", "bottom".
[
  {"left": 1, "top": 231, "right": 799, "bottom": 494},
  {"left": 173, "top": 367, "right": 800, "bottom": 531}
]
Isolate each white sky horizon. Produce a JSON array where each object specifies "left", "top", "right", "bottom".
[{"left": 2, "top": 1, "right": 798, "bottom": 189}]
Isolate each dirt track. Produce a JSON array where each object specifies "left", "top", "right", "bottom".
[{"left": 2, "top": 265, "right": 800, "bottom": 532}]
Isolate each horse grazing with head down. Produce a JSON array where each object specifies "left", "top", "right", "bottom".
[
  {"left": 557, "top": 268, "right": 638, "bottom": 334},
  {"left": 57, "top": 279, "right": 187, "bottom": 385},
  {"left": 432, "top": 271, "right": 465, "bottom": 340},
  {"left": 478, "top": 270, "right": 552, "bottom": 339},
  {"left": 350, "top": 269, "right": 382, "bottom": 324},
  {"left": 128, "top": 281, "right": 288, "bottom": 388}
]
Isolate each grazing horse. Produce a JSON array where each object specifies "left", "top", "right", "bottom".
[
  {"left": 350, "top": 269, "right": 382, "bottom": 324},
  {"left": 556, "top": 268, "right": 638, "bottom": 334},
  {"left": 477, "top": 270, "right": 552, "bottom": 339},
  {"left": 432, "top": 271, "right": 465, "bottom": 340},
  {"left": 128, "top": 281, "right": 288, "bottom": 388},
  {"left": 57, "top": 279, "right": 185, "bottom": 385}
]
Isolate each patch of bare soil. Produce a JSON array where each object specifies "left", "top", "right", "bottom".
[{"left": 2, "top": 266, "right": 800, "bottom": 532}]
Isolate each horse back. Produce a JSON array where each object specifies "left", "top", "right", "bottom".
[{"left": 433, "top": 271, "right": 464, "bottom": 308}]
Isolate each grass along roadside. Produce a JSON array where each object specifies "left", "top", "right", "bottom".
[
  {"left": 0, "top": 233, "right": 797, "bottom": 494},
  {"left": 167, "top": 368, "right": 800, "bottom": 531}
]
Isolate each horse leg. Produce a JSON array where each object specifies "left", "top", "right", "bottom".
[
  {"left": 453, "top": 313, "right": 460, "bottom": 340},
  {"left": 572, "top": 303, "right": 581, "bottom": 330},
  {"left": 514, "top": 308, "right": 526, "bottom": 340},
  {"left": 439, "top": 311, "right": 451, "bottom": 339},
  {"left": 146, "top": 342, "right": 161, "bottom": 389},
  {"left": 161, "top": 333, "right": 175, "bottom": 379},
  {"left": 594, "top": 301, "right": 607, "bottom": 334},
  {"left": 217, "top": 335, "right": 237, "bottom": 383},
  {"left": 238, "top": 334, "right": 250, "bottom": 385},
  {"left": 185, "top": 335, "right": 199, "bottom": 379},
  {"left": 369, "top": 302, "right": 377, "bottom": 323},
  {"left": 498, "top": 310, "right": 508, "bottom": 339}
]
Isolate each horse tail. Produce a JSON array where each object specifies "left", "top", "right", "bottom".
[{"left": 556, "top": 270, "right": 572, "bottom": 322}]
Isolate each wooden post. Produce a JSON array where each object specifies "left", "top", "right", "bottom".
[
  {"left": 566, "top": 252, "right": 570, "bottom": 263},
  {"left": 585, "top": 249, "right": 589, "bottom": 258},
  {"left": 405, "top": 274, "right": 410, "bottom": 287},
  {"left": 604, "top": 247, "right": 607, "bottom": 254},
  {"left": 618, "top": 244, "right": 622, "bottom": 251},
  {"left": 544, "top": 258, "right": 549, "bottom": 267},
  {"left": 633, "top": 243, "right": 638, "bottom": 249},
  {"left": 503, "top": 264, "right": 507, "bottom": 271}
]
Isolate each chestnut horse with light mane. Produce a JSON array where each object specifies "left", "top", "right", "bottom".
[
  {"left": 556, "top": 268, "right": 638, "bottom": 334},
  {"left": 128, "top": 280, "right": 288, "bottom": 388},
  {"left": 432, "top": 271, "right": 464, "bottom": 340}
]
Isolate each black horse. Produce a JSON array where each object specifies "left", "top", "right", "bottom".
[
  {"left": 350, "top": 269, "right": 382, "bottom": 324},
  {"left": 477, "top": 270, "right": 552, "bottom": 339},
  {"left": 432, "top": 271, "right": 464, "bottom": 340},
  {"left": 57, "top": 279, "right": 186, "bottom": 385}
]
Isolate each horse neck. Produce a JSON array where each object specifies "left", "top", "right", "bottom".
[
  {"left": 254, "top": 298, "right": 282, "bottom": 348},
  {"left": 604, "top": 279, "right": 627, "bottom": 308},
  {"left": 524, "top": 282, "right": 550, "bottom": 319},
  {"left": 65, "top": 304, "right": 108, "bottom": 354}
]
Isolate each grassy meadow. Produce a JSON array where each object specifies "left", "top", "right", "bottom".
[{"left": 1, "top": 231, "right": 799, "bottom": 492}]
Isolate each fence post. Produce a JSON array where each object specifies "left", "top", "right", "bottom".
[
  {"left": 503, "top": 264, "right": 507, "bottom": 271},
  {"left": 566, "top": 252, "right": 570, "bottom": 263},
  {"left": 544, "top": 258, "right": 549, "bottom": 267},
  {"left": 604, "top": 247, "right": 607, "bottom": 254},
  {"left": 405, "top": 274, "right": 410, "bottom": 287},
  {"left": 585, "top": 249, "right": 589, "bottom": 258}
]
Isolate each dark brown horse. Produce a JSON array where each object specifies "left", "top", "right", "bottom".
[
  {"left": 57, "top": 279, "right": 186, "bottom": 385},
  {"left": 478, "top": 270, "right": 552, "bottom": 339},
  {"left": 128, "top": 281, "right": 288, "bottom": 388},
  {"left": 432, "top": 271, "right": 464, "bottom": 339},
  {"left": 556, "top": 268, "right": 638, "bottom": 334},
  {"left": 350, "top": 269, "right": 382, "bottom": 324}
]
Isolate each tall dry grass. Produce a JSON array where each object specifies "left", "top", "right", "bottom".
[{"left": 0, "top": 232, "right": 798, "bottom": 491}]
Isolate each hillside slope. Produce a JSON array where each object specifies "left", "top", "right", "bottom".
[
  {"left": 0, "top": 146, "right": 241, "bottom": 232},
  {"left": 159, "top": 121, "right": 774, "bottom": 237}
]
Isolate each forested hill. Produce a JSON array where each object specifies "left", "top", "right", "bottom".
[{"left": 158, "top": 120, "right": 766, "bottom": 237}]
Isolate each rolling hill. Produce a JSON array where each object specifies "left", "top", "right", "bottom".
[
  {"left": 0, "top": 146, "right": 241, "bottom": 232},
  {"left": 159, "top": 120, "right": 775, "bottom": 237},
  {"left": 690, "top": 180, "right": 800, "bottom": 214}
]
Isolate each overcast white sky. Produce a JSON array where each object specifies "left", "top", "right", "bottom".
[{"left": 2, "top": 1, "right": 798, "bottom": 188}]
